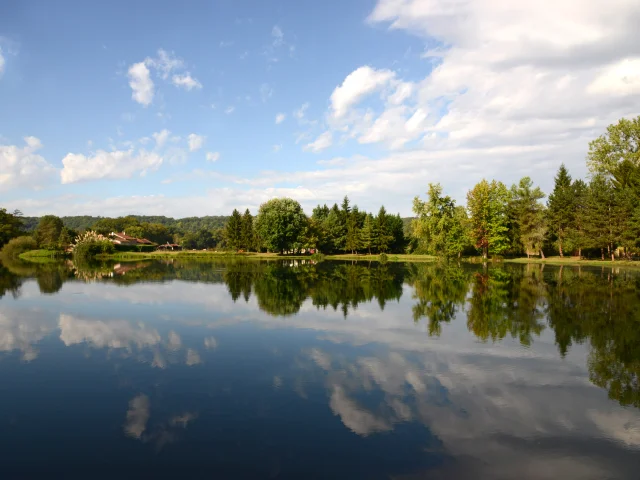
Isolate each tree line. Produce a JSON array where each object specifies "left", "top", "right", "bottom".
[
  {"left": 1, "top": 116, "right": 638, "bottom": 259},
  {"left": 410, "top": 116, "right": 640, "bottom": 260}
]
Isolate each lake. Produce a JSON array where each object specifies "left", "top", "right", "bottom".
[{"left": 0, "top": 258, "right": 639, "bottom": 479}]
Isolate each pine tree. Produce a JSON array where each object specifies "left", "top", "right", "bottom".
[
  {"left": 567, "top": 179, "right": 588, "bottom": 257},
  {"left": 241, "top": 209, "right": 254, "bottom": 251},
  {"left": 345, "top": 207, "right": 360, "bottom": 254},
  {"left": 510, "top": 177, "right": 547, "bottom": 258},
  {"left": 360, "top": 214, "right": 374, "bottom": 255},
  {"left": 375, "top": 206, "right": 393, "bottom": 253},
  {"left": 585, "top": 176, "right": 616, "bottom": 260},
  {"left": 225, "top": 209, "right": 243, "bottom": 251},
  {"left": 547, "top": 164, "right": 574, "bottom": 257}
]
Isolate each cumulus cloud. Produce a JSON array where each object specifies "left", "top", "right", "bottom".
[
  {"left": 60, "top": 149, "right": 162, "bottom": 183},
  {"left": 152, "top": 129, "right": 171, "bottom": 148},
  {"left": 187, "top": 133, "right": 205, "bottom": 152},
  {"left": 275, "top": 113, "right": 286, "bottom": 124},
  {"left": 330, "top": 66, "right": 396, "bottom": 118},
  {"left": 127, "top": 49, "right": 201, "bottom": 104},
  {"left": 0, "top": 136, "right": 57, "bottom": 191},
  {"left": 128, "top": 62, "right": 154, "bottom": 106},
  {"left": 304, "top": 131, "right": 333, "bottom": 153},
  {"left": 206, "top": 151, "right": 220, "bottom": 162},
  {"left": 172, "top": 73, "right": 202, "bottom": 90}
]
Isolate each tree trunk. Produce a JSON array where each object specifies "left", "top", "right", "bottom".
[
  {"left": 483, "top": 246, "right": 488, "bottom": 259},
  {"left": 611, "top": 251, "right": 615, "bottom": 262},
  {"left": 558, "top": 241, "right": 563, "bottom": 258},
  {"left": 601, "top": 248, "right": 604, "bottom": 261},
  {"left": 458, "top": 251, "right": 461, "bottom": 260},
  {"left": 578, "top": 247, "right": 582, "bottom": 258},
  {"left": 540, "top": 249, "right": 546, "bottom": 259}
]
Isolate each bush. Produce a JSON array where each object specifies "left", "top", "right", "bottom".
[
  {"left": 379, "top": 253, "right": 389, "bottom": 263},
  {"left": 72, "top": 231, "right": 115, "bottom": 258},
  {"left": 73, "top": 240, "right": 114, "bottom": 258},
  {"left": 310, "top": 252, "right": 326, "bottom": 262},
  {"left": 0, "top": 236, "right": 38, "bottom": 258}
]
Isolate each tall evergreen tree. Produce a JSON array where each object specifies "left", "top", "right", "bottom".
[
  {"left": 345, "top": 207, "right": 360, "bottom": 254},
  {"left": 567, "top": 179, "right": 589, "bottom": 257},
  {"left": 585, "top": 176, "right": 617, "bottom": 260},
  {"left": 225, "top": 209, "right": 243, "bottom": 251},
  {"left": 360, "top": 214, "right": 374, "bottom": 255},
  {"left": 375, "top": 206, "right": 393, "bottom": 253},
  {"left": 241, "top": 209, "right": 254, "bottom": 251},
  {"left": 547, "top": 164, "right": 575, "bottom": 257},
  {"left": 510, "top": 177, "right": 547, "bottom": 258}
]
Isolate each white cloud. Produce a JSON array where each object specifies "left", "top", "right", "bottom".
[
  {"left": 128, "top": 62, "right": 154, "bottom": 106},
  {"left": 172, "top": 72, "right": 202, "bottom": 90},
  {"left": 0, "top": 136, "right": 57, "bottom": 191},
  {"left": 59, "top": 314, "right": 161, "bottom": 349},
  {"left": 60, "top": 148, "right": 162, "bottom": 183},
  {"left": 187, "top": 133, "right": 205, "bottom": 152},
  {"left": 124, "top": 394, "right": 150, "bottom": 439},
  {"left": 204, "top": 336, "right": 218, "bottom": 349},
  {"left": 149, "top": 49, "right": 184, "bottom": 79},
  {"left": 206, "top": 151, "right": 220, "bottom": 162},
  {"left": 152, "top": 129, "right": 171, "bottom": 148},
  {"left": 304, "top": 131, "right": 333, "bottom": 153},
  {"left": 0, "top": 47, "right": 5, "bottom": 77},
  {"left": 225, "top": 106, "right": 235, "bottom": 114},
  {"left": 587, "top": 57, "right": 640, "bottom": 96},
  {"left": 275, "top": 113, "right": 286, "bottom": 124},
  {"left": 330, "top": 66, "right": 396, "bottom": 118}
]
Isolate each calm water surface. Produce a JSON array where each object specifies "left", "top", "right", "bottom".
[{"left": 0, "top": 258, "right": 639, "bottom": 479}]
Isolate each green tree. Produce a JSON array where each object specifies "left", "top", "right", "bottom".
[
  {"left": 411, "top": 183, "right": 467, "bottom": 257},
  {"left": 374, "top": 206, "right": 393, "bottom": 253},
  {"left": 567, "top": 179, "right": 589, "bottom": 257},
  {"left": 360, "top": 214, "right": 375, "bottom": 255},
  {"left": 547, "top": 164, "right": 575, "bottom": 257},
  {"left": 587, "top": 116, "right": 640, "bottom": 177},
  {"left": 345, "top": 207, "right": 360, "bottom": 254},
  {"left": 255, "top": 198, "right": 307, "bottom": 254},
  {"left": 225, "top": 209, "right": 243, "bottom": 251},
  {"left": 0, "top": 208, "right": 26, "bottom": 248},
  {"left": 58, "top": 227, "right": 73, "bottom": 250},
  {"left": 510, "top": 177, "right": 547, "bottom": 258},
  {"left": 241, "top": 209, "right": 254, "bottom": 251},
  {"left": 35, "top": 215, "right": 64, "bottom": 249},
  {"left": 585, "top": 176, "right": 618, "bottom": 260},
  {"left": 466, "top": 180, "right": 510, "bottom": 258}
]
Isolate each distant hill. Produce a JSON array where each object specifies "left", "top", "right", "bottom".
[{"left": 21, "top": 215, "right": 230, "bottom": 233}]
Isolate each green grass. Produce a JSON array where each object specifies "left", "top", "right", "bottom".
[
  {"left": 19, "top": 249, "right": 65, "bottom": 259},
  {"left": 504, "top": 256, "right": 640, "bottom": 268}
]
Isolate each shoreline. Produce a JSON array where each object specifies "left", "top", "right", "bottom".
[{"left": 14, "top": 249, "right": 640, "bottom": 269}]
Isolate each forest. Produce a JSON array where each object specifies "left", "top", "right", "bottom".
[{"left": 1, "top": 116, "right": 639, "bottom": 260}]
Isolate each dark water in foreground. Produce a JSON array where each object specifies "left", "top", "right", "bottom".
[{"left": 0, "top": 258, "right": 639, "bottom": 479}]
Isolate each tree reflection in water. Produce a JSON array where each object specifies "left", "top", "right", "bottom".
[{"left": 1, "top": 257, "right": 638, "bottom": 408}]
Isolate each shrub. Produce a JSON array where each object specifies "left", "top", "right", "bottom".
[
  {"left": 72, "top": 231, "right": 115, "bottom": 258},
  {"left": 0, "top": 236, "right": 38, "bottom": 258},
  {"left": 379, "top": 253, "right": 389, "bottom": 263}
]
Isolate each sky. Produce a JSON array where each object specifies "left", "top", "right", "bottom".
[{"left": 1, "top": 0, "right": 639, "bottom": 218}]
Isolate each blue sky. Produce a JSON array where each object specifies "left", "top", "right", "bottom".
[{"left": 1, "top": 0, "right": 639, "bottom": 217}]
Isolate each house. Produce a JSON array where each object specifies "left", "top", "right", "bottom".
[{"left": 109, "top": 231, "right": 154, "bottom": 246}]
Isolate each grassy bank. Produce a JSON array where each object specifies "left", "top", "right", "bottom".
[
  {"left": 18, "top": 249, "right": 66, "bottom": 263},
  {"left": 504, "top": 256, "right": 640, "bottom": 268},
  {"left": 98, "top": 251, "right": 439, "bottom": 263}
]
